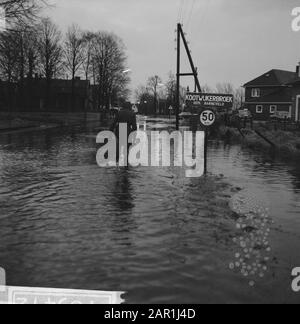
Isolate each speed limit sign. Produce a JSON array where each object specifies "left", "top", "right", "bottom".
[{"left": 200, "top": 110, "right": 216, "bottom": 127}]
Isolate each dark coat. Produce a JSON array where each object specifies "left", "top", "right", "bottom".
[{"left": 110, "top": 109, "right": 137, "bottom": 137}]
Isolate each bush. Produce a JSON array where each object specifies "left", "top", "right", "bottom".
[{"left": 215, "top": 125, "right": 300, "bottom": 159}]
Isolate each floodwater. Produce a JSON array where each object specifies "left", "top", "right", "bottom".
[{"left": 0, "top": 117, "right": 299, "bottom": 304}]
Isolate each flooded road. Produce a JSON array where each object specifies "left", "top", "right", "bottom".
[{"left": 0, "top": 117, "right": 299, "bottom": 304}]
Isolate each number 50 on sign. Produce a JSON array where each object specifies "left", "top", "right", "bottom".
[{"left": 200, "top": 110, "right": 216, "bottom": 127}]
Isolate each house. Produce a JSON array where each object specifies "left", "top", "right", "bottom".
[
  {"left": 243, "top": 64, "right": 300, "bottom": 122},
  {"left": 0, "top": 77, "right": 91, "bottom": 112},
  {"left": 287, "top": 77, "right": 300, "bottom": 122},
  {"left": 25, "top": 77, "right": 91, "bottom": 112},
  {"left": 0, "top": 80, "right": 17, "bottom": 110}
]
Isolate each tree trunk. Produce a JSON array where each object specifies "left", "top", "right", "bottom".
[{"left": 71, "top": 71, "right": 75, "bottom": 113}]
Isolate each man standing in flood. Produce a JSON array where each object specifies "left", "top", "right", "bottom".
[{"left": 110, "top": 102, "right": 137, "bottom": 163}]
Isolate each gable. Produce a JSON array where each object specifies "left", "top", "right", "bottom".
[{"left": 244, "top": 69, "right": 297, "bottom": 87}]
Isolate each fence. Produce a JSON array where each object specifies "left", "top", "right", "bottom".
[{"left": 224, "top": 114, "right": 300, "bottom": 132}]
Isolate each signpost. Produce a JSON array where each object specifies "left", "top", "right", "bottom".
[
  {"left": 198, "top": 109, "right": 216, "bottom": 175},
  {"left": 185, "top": 91, "right": 234, "bottom": 171},
  {"left": 174, "top": 23, "right": 234, "bottom": 174},
  {"left": 168, "top": 106, "right": 173, "bottom": 119},
  {"left": 185, "top": 92, "right": 234, "bottom": 110},
  {"left": 184, "top": 91, "right": 234, "bottom": 175}
]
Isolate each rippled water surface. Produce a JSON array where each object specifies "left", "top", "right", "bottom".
[{"left": 0, "top": 117, "right": 299, "bottom": 303}]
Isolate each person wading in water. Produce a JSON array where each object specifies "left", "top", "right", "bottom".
[{"left": 110, "top": 102, "right": 137, "bottom": 163}]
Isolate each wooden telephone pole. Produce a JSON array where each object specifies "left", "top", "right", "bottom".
[{"left": 176, "top": 23, "right": 202, "bottom": 130}]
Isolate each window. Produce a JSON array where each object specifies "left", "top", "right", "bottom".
[
  {"left": 270, "top": 105, "right": 277, "bottom": 114},
  {"left": 256, "top": 105, "right": 263, "bottom": 114},
  {"left": 251, "top": 88, "right": 261, "bottom": 98}
]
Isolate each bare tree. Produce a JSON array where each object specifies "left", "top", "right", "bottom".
[
  {"left": 37, "top": 17, "right": 63, "bottom": 109},
  {"left": 22, "top": 25, "right": 39, "bottom": 109},
  {"left": 216, "top": 82, "right": 234, "bottom": 94},
  {"left": 82, "top": 31, "right": 96, "bottom": 82},
  {"left": 0, "top": 29, "right": 19, "bottom": 110},
  {"left": 201, "top": 84, "right": 215, "bottom": 93},
  {"left": 64, "top": 24, "right": 85, "bottom": 111},
  {"left": 165, "top": 72, "right": 176, "bottom": 107},
  {"left": 135, "top": 85, "right": 153, "bottom": 115},
  {"left": 24, "top": 25, "right": 39, "bottom": 78},
  {"left": 110, "top": 68, "right": 131, "bottom": 103},
  {"left": 165, "top": 72, "right": 186, "bottom": 112},
  {"left": 234, "top": 87, "right": 245, "bottom": 110},
  {"left": 135, "top": 85, "right": 149, "bottom": 102},
  {"left": 0, "top": 30, "right": 18, "bottom": 82},
  {"left": 147, "top": 75, "right": 162, "bottom": 115},
  {"left": 64, "top": 25, "right": 84, "bottom": 79},
  {"left": 91, "top": 32, "right": 130, "bottom": 110},
  {"left": 0, "top": 0, "right": 46, "bottom": 27},
  {"left": 0, "top": 23, "right": 40, "bottom": 111}
]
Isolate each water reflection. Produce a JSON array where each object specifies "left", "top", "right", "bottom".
[
  {"left": 289, "top": 167, "right": 300, "bottom": 191},
  {"left": 111, "top": 169, "right": 135, "bottom": 211},
  {"left": 229, "top": 193, "right": 273, "bottom": 287},
  {"left": 0, "top": 119, "right": 299, "bottom": 303}
]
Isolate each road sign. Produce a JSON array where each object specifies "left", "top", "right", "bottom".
[
  {"left": 200, "top": 109, "right": 216, "bottom": 127},
  {"left": 132, "top": 105, "right": 138, "bottom": 113},
  {"left": 186, "top": 92, "right": 234, "bottom": 109}
]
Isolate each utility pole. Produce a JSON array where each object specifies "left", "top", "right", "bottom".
[
  {"left": 176, "top": 23, "right": 201, "bottom": 130},
  {"left": 194, "top": 67, "right": 198, "bottom": 93},
  {"left": 176, "top": 24, "right": 181, "bottom": 130}
]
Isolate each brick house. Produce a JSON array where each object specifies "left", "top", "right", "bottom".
[
  {"left": 26, "top": 77, "right": 91, "bottom": 112},
  {"left": 0, "top": 77, "right": 91, "bottom": 112},
  {"left": 243, "top": 65, "right": 300, "bottom": 122},
  {"left": 287, "top": 77, "right": 300, "bottom": 122}
]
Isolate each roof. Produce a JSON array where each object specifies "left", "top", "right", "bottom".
[
  {"left": 243, "top": 69, "right": 298, "bottom": 87},
  {"left": 287, "top": 77, "right": 300, "bottom": 86}
]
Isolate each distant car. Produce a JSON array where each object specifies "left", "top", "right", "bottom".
[{"left": 238, "top": 109, "right": 252, "bottom": 118}]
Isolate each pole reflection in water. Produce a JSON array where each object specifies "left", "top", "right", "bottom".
[{"left": 0, "top": 118, "right": 299, "bottom": 303}]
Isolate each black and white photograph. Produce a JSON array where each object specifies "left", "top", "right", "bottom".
[{"left": 0, "top": 0, "right": 300, "bottom": 307}]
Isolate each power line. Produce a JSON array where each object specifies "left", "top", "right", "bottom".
[
  {"left": 185, "top": 0, "right": 196, "bottom": 32},
  {"left": 178, "top": 0, "right": 185, "bottom": 23},
  {"left": 181, "top": 0, "right": 188, "bottom": 24},
  {"left": 198, "top": 0, "right": 211, "bottom": 30}
]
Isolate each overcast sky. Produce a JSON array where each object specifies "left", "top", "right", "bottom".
[{"left": 45, "top": 0, "right": 300, "bottom": 96}]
